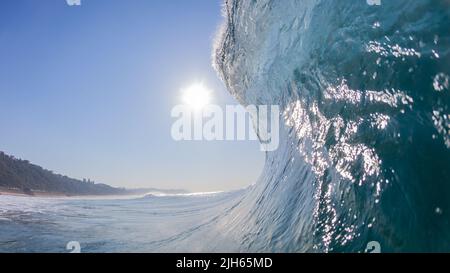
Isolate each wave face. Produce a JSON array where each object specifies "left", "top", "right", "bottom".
[{"left": 213, "top": 0, "right": 450, "bottom": 252}]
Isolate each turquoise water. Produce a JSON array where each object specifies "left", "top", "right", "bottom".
[
  {"left": 1, "top": 0, "right": 449, "bottom": 253},
  {"left": 212, "top": 0, "right": 450, "bottom": 252}
]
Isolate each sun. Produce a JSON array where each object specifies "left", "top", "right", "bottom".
[{"left": 181, "top": 82, "right": 212, "bottom": 110}]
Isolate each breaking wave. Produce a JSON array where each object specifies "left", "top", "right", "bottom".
[
  {"left": 1, "top": 0, "right": 449, "bottom": 253},
  {"left": 208, "top": 0, "right": 450, "bottom": 252}
]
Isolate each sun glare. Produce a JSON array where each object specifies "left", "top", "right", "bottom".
[{"left": 181, "top": 82, "right": 212, "bottom": 110}]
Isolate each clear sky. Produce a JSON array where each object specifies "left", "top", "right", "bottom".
[{"left": 0, "top": 0, "right": 265, "bottom": 192}]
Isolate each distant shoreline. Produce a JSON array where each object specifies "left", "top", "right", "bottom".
[
  {"left": 0, "top": 190, "right": 141, "bottom": 199},
  {"left": 0, "top": 186, "right": 189, "bottom": 198},
  {"left": 0, "top": 187, "right": 70, "bottom": 197},
  {"left": 1, "top": 151, "right": 188, "bottom": 198},
  {"left": 0, "top": 186, "right": 129, "bottom": 198}
]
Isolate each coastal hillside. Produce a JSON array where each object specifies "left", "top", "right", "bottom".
[{"left": 0, "top": 151, "right": 127, "bottom": 196}]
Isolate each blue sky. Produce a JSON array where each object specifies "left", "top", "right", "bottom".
[{"left": 0, "top": 0, "right": 264, "bottom": 191}]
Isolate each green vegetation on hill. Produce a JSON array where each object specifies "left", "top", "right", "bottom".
[{"left": 0, "top": 151, "right": 126, "bottom": 195}]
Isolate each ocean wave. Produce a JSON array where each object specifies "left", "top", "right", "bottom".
[
  {"left": 211, "top": 0, "right": 450, "bottom": 252},
  {"left": 1, "top": 0, "right": 449, "bottom": 253}
]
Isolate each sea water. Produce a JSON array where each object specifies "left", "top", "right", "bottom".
[
  {"left": 1, "top": 0, "right": 449, "bottom": 253},
  {"left": 0, "top": 191, "right": 244, "bottom": 252}
]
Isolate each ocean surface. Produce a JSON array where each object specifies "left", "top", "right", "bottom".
[
  {"left": 1, "top": 0, "right": 450, "bottom": 252},
  {"left": 0, "top": 192, "right": 245, "bottom": 252}
]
